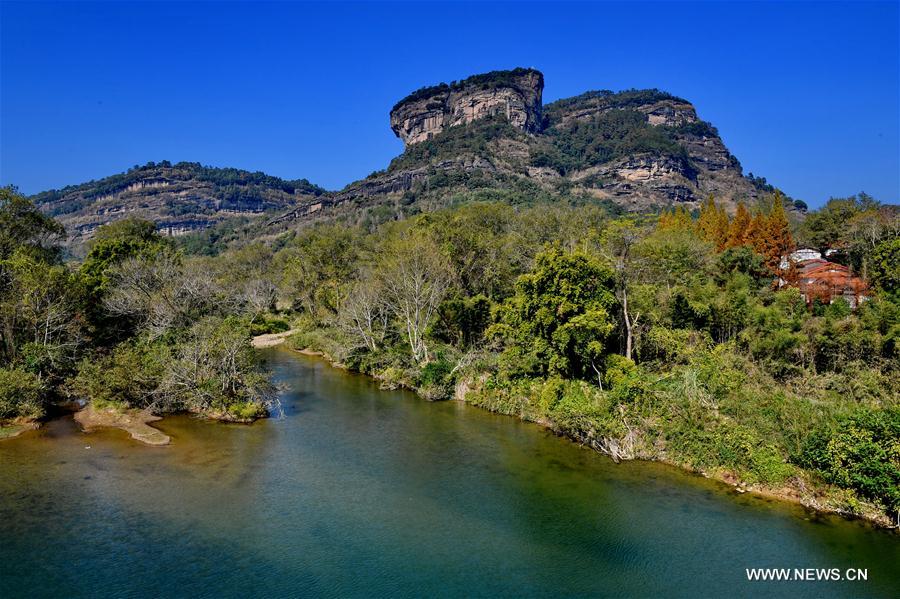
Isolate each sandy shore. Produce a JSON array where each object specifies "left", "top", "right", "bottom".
[
  {"left": 74, "top": 405, "right": 171, "bottom": 446},
  {"left": 251, "top": 329, "right": 298, "bottom": 349}
]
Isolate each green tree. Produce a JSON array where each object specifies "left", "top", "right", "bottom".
[
  {"left": 869, "top": 237, "right": 899, "bottom": 298},
  {"left": 489, "top": 247, "right": 616, "bottom": 381},
  {"left": 79, "top": 218, "right": 166, "bottom": 343},
  {"left": 0, "top": 186, "right": 64, "bottom": 262},
  {"left": 799, "top": 408, "right": 900, "bottom": 517},
  {"left": 279, "top": 224, "right": 360, "bottom": 319},
  {"left": 0, "top": 367, "right": 44, "bottom": 420}
]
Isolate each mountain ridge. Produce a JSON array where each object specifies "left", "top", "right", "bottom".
[
  {"left": 31, "top": 68, "right": 802, "bottom": 246},
  {"left": 31, "top": 161, "right": 325, "bottom": 245}
]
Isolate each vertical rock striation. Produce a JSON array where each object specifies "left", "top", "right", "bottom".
[{"left": 390, "top": 68, "right": 544, "bottom": 146}]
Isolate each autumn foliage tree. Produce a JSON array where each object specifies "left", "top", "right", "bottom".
[
  {"left": 657, "top": 205, "right": 693, "bottom": 232},
  {"left": 701, "top": 195, "right": 795, "bottom": 273},
  {"left": 726, "top": 202, "right": 753, "bottom": 248},
  {"left": 754, "top": 193, "right": 794, "bottom": 272},
  {"left": 695, "top": 195, "right": 730, "bottom": 250}
]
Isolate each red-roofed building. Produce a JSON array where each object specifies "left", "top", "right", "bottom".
[{"left": 778, "top": 257, "right": 870, "bottom": 308}]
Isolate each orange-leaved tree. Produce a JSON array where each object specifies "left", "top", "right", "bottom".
[
  {"left": 657, "top": 205, "right": 693, "bottom": 231},
  {"left": 726, "top": 202, "right": 753, "bottom": 248},
  {"left": 695, "top": 195, "right": 730, "bottom": 250},
  {"left": 756, "top": 193, "right": 794, "bottom": 272}
]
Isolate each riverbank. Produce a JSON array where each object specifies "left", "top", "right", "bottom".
[
  {"left": 6, "top": 345, "right": 897, "bottom": 598},
  {"left": 0, "top": 420, "right": 39, "bottom": 441},
  {"left": 251, "top": 329, "right": 300, "bottom": 349},
  {"left": 282, "top": 343, "right": 897, "bottom": 530},
  {"left": 74, "top": 405, "right": 171, "bottom": 446}
]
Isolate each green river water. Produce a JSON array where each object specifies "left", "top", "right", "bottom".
[{"left": 1, "top": 348, "right": 898, "bottom": 598}]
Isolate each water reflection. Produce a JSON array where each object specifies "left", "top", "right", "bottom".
[{"left": 1, "top": 348, "right": 897, "bottom": 598}]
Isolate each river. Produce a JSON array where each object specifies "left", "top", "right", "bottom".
[{"left": 1, "top": 348, "right": 897, "bottom": 597}]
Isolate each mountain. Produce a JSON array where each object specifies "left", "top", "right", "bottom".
[
  {"left": 31, "top": 161, "right": 325, "bottom": 245},
  {"left": 32, "top": 68, "right": 798, "bottom": 245},
  {"left": 268, "top": 68, "right": 796, "bottom": 229}
]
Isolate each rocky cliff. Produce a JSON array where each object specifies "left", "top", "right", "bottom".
[
  {"left": 390, "top": 68, "right": 543, "bottom": 146},
  {"left": 34, "top": 69, "right": 798, "bottom": 245},
  {"left": 269, "top": 70, "right": 794, "bottom": 230},
  {"left": 32, "top": 161, "right": 323, "bottom": 246}
]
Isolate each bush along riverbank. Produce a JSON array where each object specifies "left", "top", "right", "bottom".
[
  {"left": 273, "top": 198, "right": 898, "bottom": 528},
  {"left": 0, "top": 189, "right": 279, "bottom": 434},
  {"left": 287, "top": 327, "right": 899, "bottom": 528},
  {"left": 2, "top": 186, "right": 897, "bottom": 526}
]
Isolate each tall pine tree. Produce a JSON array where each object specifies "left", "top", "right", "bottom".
[
  {"left": 726, "top": 202, "right": 753, "bottom": 248},
  {"left": 696, "top": 195, "right": 730, "bottom": 250},
  {"left": 759, "top": 192, "right": 794, "bottom": 272}
]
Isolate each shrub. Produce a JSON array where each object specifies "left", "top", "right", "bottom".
[
  {"left": 418, "top": 357, "right": 453, "bottom": 388},
  {"left": 378, "top": 366, "right": 415, "bottom": 390},
  {"left": 70, "top": 342, "right": 167, "bottom": 409},
  {"left": 603, "top": 354, "right": 636, "bottom": 389},
  {"left": 712, "top": 425, "right": 793, "bottom": 485},
  {"left": 227, "top": 401, "right": 267, "bottom": 421},
  {"left": 798, "top": 408, "right": 900, "bottom": 512},
  {"left": 642, "top": 326, "right": 711, "bottom": 365},
  {"left": 0, "top": 367, "right": 44, "bottom": 420},
  {"left": 250, "top": 315, "right": 290, "bottom": 336}
]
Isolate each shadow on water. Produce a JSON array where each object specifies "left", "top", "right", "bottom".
[{"left": 1, "top": 347, "right": 897, "bottom": 598}]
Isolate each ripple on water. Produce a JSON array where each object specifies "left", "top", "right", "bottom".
[{"left": 1, "top": 348, "right": 898, "bottom": 598}]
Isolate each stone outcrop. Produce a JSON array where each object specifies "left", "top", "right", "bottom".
[
  {"left": 34, "top": 69, "right": 795, "bottom": 244},
  {"left": 32, "top": 162, "right": 323, "bottom": 246},
  {"left": 263, "top": 72, "right": 784, "bottom": 229},
  {"left": 390, "top": 68, "right": 543, "bottom": 146},
  {"left": 550, "top": 93, "right": 699, "bottom": 129}
]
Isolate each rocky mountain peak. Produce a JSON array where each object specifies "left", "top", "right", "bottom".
[{"left": 390, "top": 68, "right": 544, "bottom": 146}]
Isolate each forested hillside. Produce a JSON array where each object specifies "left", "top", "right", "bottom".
[
  {"left": 268, "top": 72, "right": 805, "bottom": 231},
  {"left": 31, "top": 161, "right": 324, "bottom": 248}
]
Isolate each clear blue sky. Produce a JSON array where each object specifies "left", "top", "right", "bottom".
[{"left": 1, "top": 1, "right": 898, "bottom": 208}]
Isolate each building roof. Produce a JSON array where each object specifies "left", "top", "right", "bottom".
[{"left": 789, "top": 259, "right": 869, "bottom": 302}]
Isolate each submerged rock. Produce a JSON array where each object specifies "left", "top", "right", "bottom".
[{"left": 74, "top": 405, "right": 170, "bottom": 446}]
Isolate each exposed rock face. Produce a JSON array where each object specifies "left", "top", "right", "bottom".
[
  {"left": 390, "top": 68, "right": 543, "bottom": 146},
  {"left": 35, "top": 69, "right": 794, "bottom": 245},
  {"left": 32, "top": 162, "right": 323, "bottom": 246},
  {"left": 265, "top": 72, "right": 786, "bottom": 231},
  {"left": 551, "top": 93, "right": 699, "bottom": 129},
  {"left": 641, "top": 100, "right": 697, "bottom": 127}
]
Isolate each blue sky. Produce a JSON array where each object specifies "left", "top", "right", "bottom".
[{"left": 1, "top": 1, "right": 898, "bottom": 208}]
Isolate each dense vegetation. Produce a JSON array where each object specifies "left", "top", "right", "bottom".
[
  {"left": 387, "top": 116, "right": 524, "bottom": 173},
  {"left": 535, "top": 109, "right": 693, "bottom": 175},
  {"left": 543, "top": 89, "right": 689, "bottom": 125},
  {"left": 392, "top": 67, "right": 540, "bottom": 112},
  {"left": 3, "top": 179, "right": 898, "bottom": 525},
  {"left": 264, "top": 193, "right": 896, "bottom": 523},
  {"left": 31, "top": 161, "right": 324, "bottom": 218},
  {"left": 0, "top": 186, "right": 277, "bottom": 423}
]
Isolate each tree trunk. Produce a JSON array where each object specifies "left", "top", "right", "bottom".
[{"left": 622, "top": 287, "right": 633, "bottom": 361}]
